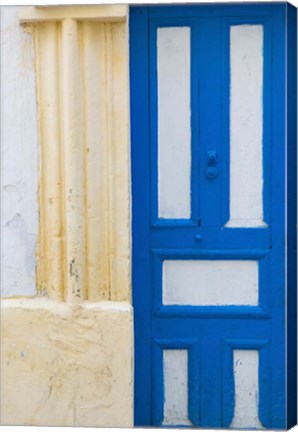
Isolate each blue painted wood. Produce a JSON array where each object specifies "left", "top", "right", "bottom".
[
  {"left": 130, "top": 3, "right": 297, "bottom": 428},
  {"left": 130, "top": 7, "right": 152, "bottom": 426},
  {"left": 286, "top": 3, "right": 297, "bottom": 429}
]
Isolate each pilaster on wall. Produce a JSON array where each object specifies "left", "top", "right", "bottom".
[{"left": 21, "top": 5, "right": 131, "bottom": 303}]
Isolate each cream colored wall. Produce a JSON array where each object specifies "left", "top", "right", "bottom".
[
  {"left": 1, "top": 5, "right": 133, "bottom": 427},
  {"left": 27, "top": 8, "right": 130, "bottom": 303},
  {"left": 1, "top": 300, "right": 133, "bottom": 427}
]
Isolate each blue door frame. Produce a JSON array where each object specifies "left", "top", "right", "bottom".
[{"left": 130, "top": 4, "right": 297, "bottom": 429}]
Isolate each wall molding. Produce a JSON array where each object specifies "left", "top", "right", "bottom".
[
  {"left": 20, "top": 6, "right": 131, "bottom": 303},
  {"left": 19, "top": 5, "right": 128, "bottom": 23}
]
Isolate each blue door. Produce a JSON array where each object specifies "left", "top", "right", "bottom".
[{"left": 130, "top": 4, "right": 296, "bottom": 429}]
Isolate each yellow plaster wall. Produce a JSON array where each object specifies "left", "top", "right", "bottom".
[
  {"left": 33, "top": 17, "right": 131, "bottom": 303},
  {"left": 1, "top": 6, "right": 133, "bottom": 427},
  {"left": 1, "top": 299, "right": 133, "bottom": 427}
]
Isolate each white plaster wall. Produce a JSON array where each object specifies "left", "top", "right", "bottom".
[{"left": 1, "top": 7, "right": 39, "bottom": 297}]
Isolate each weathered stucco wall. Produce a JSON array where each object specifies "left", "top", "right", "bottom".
[
  {"left": 1, "top": 6, "right": 133, "bottom": 427},
  {"left": 1, "top": 299, "right": 133, "bottom": 427},
  {"left": 1, "top": 6, "right": 39, "bottom": 297}
]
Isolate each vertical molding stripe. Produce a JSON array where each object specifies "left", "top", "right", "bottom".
[
  {"left": 61, "top": 19, "right": 86, "bottom": 303},
  {"left": 106, "top": 23, "right": 114, "bottom": 301},
  {"left": 82, "top": 22, "right": 110, "bottom": 301},
  {"left": 35, "top": 23, "right": 64, "bottom": 301},
  {"left": 108, "top": 22, "right": 131, "bottom": 301}
]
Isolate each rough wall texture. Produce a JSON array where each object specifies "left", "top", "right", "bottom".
[
  {"left": 1, "top": 6, "right": 133, "bottom": 427},
  {"left": 1, "top": 6, "right": 39, "bottom": 297},
  {"left": 1, "top": 299, "right": 133, "bottom": 427}
]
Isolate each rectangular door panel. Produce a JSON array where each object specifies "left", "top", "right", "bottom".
[
  {"left": 162, "top": 349, "right": 191, "bottom": 426},
  {"left": 227, "top": 24, "right": 266, "bottom": 228},
  {"left": 162, "top": 259, "right": 259, "bottom": 306},
  {"left": 157, "top": 27, "right": 191, "bottom": 220}
]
